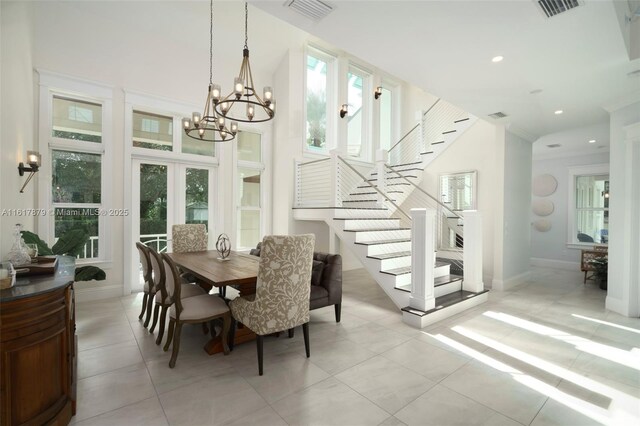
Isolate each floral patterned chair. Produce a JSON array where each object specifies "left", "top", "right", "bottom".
[
  {"left": 230, "top": 234, "right": 315, "bottom": 376},
  {"left": 172, "top": 224, "right": 207, "bottom": 253}
]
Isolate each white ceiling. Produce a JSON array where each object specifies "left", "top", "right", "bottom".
[{"left": 253, "top": 0, "right": 640, "bottom": 140}]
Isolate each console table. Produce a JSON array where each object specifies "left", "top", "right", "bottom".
[{"left": 0, "top": 256, "right": 76, "bottom": 426}]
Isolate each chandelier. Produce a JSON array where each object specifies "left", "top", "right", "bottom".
[
  {"left": 182, "top": 0, "right": 238, "bottom": 142},
  {"left": 215, "top": 2, "right": 275, "bottom": 123}
]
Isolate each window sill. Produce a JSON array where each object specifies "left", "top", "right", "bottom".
[
  {"left": 74, "top": 259, "right": 113, "bottom": 270},
  {"left": 566, "top": 243, "right": 608, "bottom": 250}
]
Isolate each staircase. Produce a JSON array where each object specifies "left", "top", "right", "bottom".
[{"left": 294, "top": 99, "right": 488, "bottom": 327}]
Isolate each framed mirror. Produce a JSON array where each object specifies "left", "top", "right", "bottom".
[{"left": 439, "top": 171, "right": 477, "bottom": 211}]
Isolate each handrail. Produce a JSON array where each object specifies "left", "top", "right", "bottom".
[
  {"left": 337, "top": 155, "right": 411, "bottom": 222},
  {"left": 299, "top": 157, "right": 331, "bottom": 166},
  {"left": 384, "top": 164, "right": 462, "bottom": 219},
  {"left": 388, "top": 98, "right": 441, "bottom": 153}
]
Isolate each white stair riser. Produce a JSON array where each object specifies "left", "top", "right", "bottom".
[
  {"left": 434, "top": 280, "right": 462, "bottom": 297},
  {"left": 434, "top": 263, "right": 450, "bottom": 278},
  {"left": 346, "top": 193, "right": 385, "bottom": 202},
  {"left": 380, "top": 255, "right": 411, "bottom": 270},
  {"left": 392, "top": 263, "right": 450, "bottom": 286},
  {"left": 334, "top": 209, "right": 390, "bottom": 219},
  {"left": 341, "top": 201, "right": 384, "bottom": 209},
  {"left": 342, "top": 219, "right": 401, "bottom": 231},
  {"left": 366, "top": 241, "right": 412, "bottom": 256},
  {"left": 355, "top": 229, "right": 411, "bottom": 243},
  {"left": 402, "top": 292, "right": 488, "bottom": 329}
]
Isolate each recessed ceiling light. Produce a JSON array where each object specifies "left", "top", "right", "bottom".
[
  {"left": 492, "top": 56, "right": 504, "bottom": 63},
  {"left": 554, "top": 110, "right": 563, "bottom": 115},
  {"left": 588, "top": 139, "right": 596, "bottom": 144}
]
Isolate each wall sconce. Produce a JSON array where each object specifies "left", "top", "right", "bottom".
[
  {"left": 18, "top": 150, "right": 41, "bottom": 193},
  {"left": 374, "top": 86, "right": 383, "bottom": 100},
  {"left": 339, "top": 104, "right": 348, "bottom": 119}
]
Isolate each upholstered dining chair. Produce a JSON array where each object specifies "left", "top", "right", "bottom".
[
  {"left": 147, "top": 247, "right": 207, "bottom": 345},
  {"left": 230, "top": 234, "right": 315, "bottom": 376},
  {"left": 172, "top": 224, "right": 207, "bottom": 253},
  {"left": 161, "top": 253, "right": 231, "bottom": 368},
  {"left": 136, "top": 242, "right": 154, "bottom": 323}
]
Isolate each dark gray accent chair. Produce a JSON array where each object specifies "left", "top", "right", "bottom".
[{"left": 250, "top": 242, "right": 343, "bottom": 322}]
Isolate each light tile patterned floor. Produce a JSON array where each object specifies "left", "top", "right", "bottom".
[{"left": 71, "top": 267, "right": 640, "bottom": 425}]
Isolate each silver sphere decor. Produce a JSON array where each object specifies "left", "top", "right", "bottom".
[{"left": 216, "top": 233, "right": 231, "bottom": 261}]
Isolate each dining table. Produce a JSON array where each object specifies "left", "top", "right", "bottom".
[{"left": 165, "top": 250, "right": 259, "bottom": 355}]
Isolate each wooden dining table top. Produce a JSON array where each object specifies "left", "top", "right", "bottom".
[{"left": 166, "top": 250, "right": 259, "bottom": 288}]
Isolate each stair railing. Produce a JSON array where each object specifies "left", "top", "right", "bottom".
[{"left": 294, "top": 157, "right": 332, "bottom": 207}]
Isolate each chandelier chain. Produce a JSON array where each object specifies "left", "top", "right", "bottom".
[
  {"left": 244, "top": 2, "right": 248, "bottom": 49},
  {"left": 209, "top": 0, "right": 213, "bottom": 85}
]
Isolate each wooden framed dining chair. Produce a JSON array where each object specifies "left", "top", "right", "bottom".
[
  {"left": 147, "top": 247, "right": 207, "bottom": 345},
  {"left": 230, "top": 234, "right": 315, "bottom": 376},
  {"left": 161, "top": 253, "right": 231, "bottom": 368},
  {"left": 136, "top": 242, "right": 154, "bottom": 323}
]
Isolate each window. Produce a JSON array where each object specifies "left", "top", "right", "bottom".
[
  {"left": 185, "top": 168, "right": 210, "bottom": 230},
  {"left": 236, "top": 131, "right": 264, "bottom": 250},
  {"left": 305, "top": 48, "right": 335, "bottom": 152},
  {"left": 439, "top": 171, "right": 477, "bottom": 211},
  {"left": 346, "top": 67, "right": 371, "bottom": 161},
  {"left": 379, "top": 87, "right": 394, "bottom": 151},
  {"left": 40, "top": 74, "right": 111, "bottom": 263},
  {"left": 132, "top": 110, "right": 172, "bottom": 151},
  {"left": 574, "top": 174, "right": 609, "bottom": 244}
]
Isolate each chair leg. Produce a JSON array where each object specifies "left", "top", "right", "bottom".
[
  {"left": 584, "top": 271, "right": 587, "bottom": 284},
  {"left": 288, "top": 328, "right": 295, "bottom": 338},
  {"left": 221, "top": 314, "right": 231, "bottom": 355},
  {"left": 256, "top": 335, "right": 264, "bottom": 376},
  {"left": 149, "top": 304, "right": 160, "bottom": 333},
  {"left": 202, "top": 323, "right": 209, "bottom": 335},
  {"left": 169, "top": 322, "right": 183, "bottom": 368},
  {"left": 155, "top": 306, "right": 168, "bottom": 345},
  {"left": 229, "top": 318, "right": 237, "bottom": 351},
  {"left": 334, "top": 303, "right": 342, "bottom": 323},
  {"left": 138, "top": 292, "right": 148, "bottom": 320},
  {"left": 163, "top": 319, "right": 175, "bottom": 352},
  {"left": 302, "top": 322, "right": 310, "bottom": 358},
  {"left": 143, "top": 292, "right": 155, "bottom": 327}
]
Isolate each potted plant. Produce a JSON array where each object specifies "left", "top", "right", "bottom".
[{"left": 588, "top": 257, "right": 608, "bottom": 290}]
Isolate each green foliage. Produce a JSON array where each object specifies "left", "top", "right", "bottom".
[
  {"left": 306, "top": 91, "right": 326, "bottom": 147},
  {"left": 51, "top": 228, "right": 90, "bottom": 257},
  {"left": 21, "top": 231, "right": 54, "bottom": 256},
  {"left": 588, "top": 257, "right": 608, "bottom": 281},
  {"left": 75, "top": 266, "right": 106, "bottom": 281}
]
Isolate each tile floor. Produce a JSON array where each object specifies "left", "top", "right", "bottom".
[{"left": 71, "top": 267, "right": 640, "bottom": 426}]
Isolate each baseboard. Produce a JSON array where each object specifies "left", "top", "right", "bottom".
[
  {"left": 75, "top": 284, "right": 123, "bottom": 302},
  {"left": 492, "top": 271, "right": 531, "bottom": 291},
  {"left": 531, "top": 258, "right": 580, "bottom": 271},
  {"left": 605, "top": 296, "right": 627, "bottom": 316},
  {"left": 402, "top": 291, "right": 489, "bottom": 328}
]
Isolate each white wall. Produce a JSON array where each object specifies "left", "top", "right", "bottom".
[
  {"left": 420, "top": 119, "right": 499, "bottom": 284},
  {"left": 531, "top": 152, "right": 609, "bottom": 266},
  {"left": 0, "top": 2, "right": 36, "bottom": 256},
  {"left": 501, "top": 131, "right": 532, "bottom": 282},
  {"left": 606, "top": 100, "right": 640, "bottom": 317}
]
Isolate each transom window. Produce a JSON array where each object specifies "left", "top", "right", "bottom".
[{"left": 305, "top": 49, "right": 333, "bottom": 152}]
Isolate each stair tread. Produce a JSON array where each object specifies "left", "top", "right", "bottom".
[
  {"left": 334, "top": 217, "right": 400, "bottom": 221},
  {"left": 357, "top": 182, "right": 410, "bottom": 188},
  {"left": 401, "top": 290, "right": 489, "bottom": 316},
  {"left": 355, "top": 238, "right": 411, "bottom": 246},
  {"left": 454, "top": 117, "right": 470, "bottom": 123},
  {"left": 371, "top": 168, "right": 423, "bottom": 175},
  {"left": 368, "top": 175, "right": 417, "bottom": 181},
  {"left": 292, "top": 206, "right": 389, "bottom": 210},
  {"left": 388, "top": 160, "right": 423, "bottom": 167},
  {"left": 344, "top": 227, "right": 410, "bottom": 233},
  {"left": 367, "top": 251, "right": 412, "bottom": 260},
  {"left": 420, "top": 151, "right": 434, "bottom": 155},
  {"left": 394, "top": 274, "right": 463, "bottom": 291},
  {"left": 343, "top": 199, "right": 396, "bottom": 203},
  {"left": 350, "top": 190, "right": 403, "bottom": 195},
  {"left": 382, "top": 264, "right": 454, "bottom": 277}
]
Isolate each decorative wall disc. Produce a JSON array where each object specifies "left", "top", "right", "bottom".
[
  {"left": 532, "top": 174, "right": 558, "bottom": 197},
  {"left": 532, "top": 199, "right": 554, "bottom": 216},
  {"left": 533, "top": 219, "right": 552, "bottom": 232}
]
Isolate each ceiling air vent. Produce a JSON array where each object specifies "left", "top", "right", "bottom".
[
  {"left": 546, "top": 144, "right": 562, "bottom": 148},
  {"left": 536, "top": 0, "right": 581, "bottom": 18},
  {"left": 488, "top": 112, "right": 508, "bottom": 119},
  {"left": 286, "top": 0, "right": 333, "bottom": 22}
]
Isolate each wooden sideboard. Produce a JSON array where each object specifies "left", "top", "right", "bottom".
[{"left": 0, "top": 257, "right": 76, "bottom": 426}]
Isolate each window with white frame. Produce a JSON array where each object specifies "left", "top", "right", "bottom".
[
  {"left": 305, "top": 48, "right": 335, "bottom": 152},
  {"left": 236, "top": 131, "right": 264, "bottom": 250},
  {"left": 42, "top": 87, "right": 111, "bottom": 261},
  {"left": 567, "top": 164, "right": 610, "bottom": 246},
  {"left": 346, "top": 66, "right": 371, "bottom": 160},
  {"left": 378, "top": 82, "right": 398, "bottom": 151}
]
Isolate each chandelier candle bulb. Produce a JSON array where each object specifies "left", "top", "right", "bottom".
[
  {"left": 247, "top": 103, "right": 255, "bottom": 120},
  {"left": 217, "top": 116, "right": 225, "bottom": 129},
  {"left": 198, "top": 128, "right": 205, "bottom": 137},
  {"left": 192, "top": 112, "right": 202, "bottom": 126},
  {"left": 234, "top": 77, "right": 244, "bottom": 98},
  {"left": 263, "top": 87, "right": 273, "bottom": 103},
  {"left": 221, "top": 102, "right": 230, "bottom": 113},
  {"left": 211, "top": 84, "right": 221, "bottom": 101},
  {"left": 269, "top": 99, "right": 276, "bottom": 113},
  {"left": 231, "top": 121, "right": 238, "bottom": 133},
  {"left": 182, "top": 118, "right": 191, "bottom": 129}
]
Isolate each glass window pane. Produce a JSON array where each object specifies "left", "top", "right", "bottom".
[
  {"left": 306, "top": 54, "right": 327, "bottom": 150},
  {"left": 133, "top": 110, "right": 173, "bottom": 151},
  {"left": 54, "top": 207, "right": 100, "bottom": 259},
  {"left": 182, "top": 132, "right": 215, "bottom": 157},
  {"left": 237, "top": 131, "right": 261, "bottom": 162},
  {"left": 379, "top": 87, "right": 392, "bottom": 150},
  {"left": 347, "top": 71, "right": 364, "bottom": 157},
  {"left": 186, "top": 168, "right": 209, "bottom": 231},
  {"left": 139, "top": 164, "right": 168, "bottom": 253},
  {"left": 576, "top": 210, "right": 607, "bottom": 243},
  {"left": 575, "top": 175, "right": 608, "bottom": 208},
  {"left": 238, "top": 168, "right": 261, "bottom": 207},
  {"left": 52, "top": 150, "right": 101, "bottom": 203},
  {"left": 238, "top": 210, "right": 260, "bottom": 249},
  {"left": 52, "top": 96, "right": 102, "bottom": 143}
]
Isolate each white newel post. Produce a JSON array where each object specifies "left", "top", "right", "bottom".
[
  {"left": 376, "top": 149, "right": 388, "bottom": 205},
  {"left": 462, "top": 210, "right": 484, "bottom": 293},
  {"left": 330, "top": 149, "right": 342, "bottom": 207},
  {"left": 410, "top": 208, "right": 436, "bottom": 311}
]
